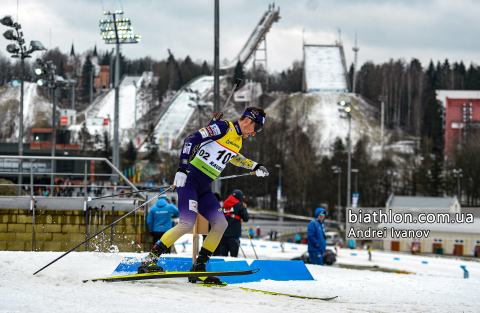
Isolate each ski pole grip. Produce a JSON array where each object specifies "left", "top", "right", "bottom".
[
  {"left": 250, "top": 171, "right": 256, "bottom": 175},
  {"left": 234, "top": 78, "right": 242, "bottom": 86}
]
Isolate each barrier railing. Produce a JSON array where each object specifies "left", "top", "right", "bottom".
[{"left": 0, "top": 155, "right": 150, "bottom": 252}]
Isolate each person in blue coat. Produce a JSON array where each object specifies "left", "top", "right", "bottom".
[
  {"left": 147, "top": 192, "right": 179, "bottom": 253},
  {"left": 307, "top": 207, "right": 327, "bottom": 265}
]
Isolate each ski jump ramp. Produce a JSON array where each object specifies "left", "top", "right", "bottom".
[
  {"left": 220, "top": 7, "right": 280, "bottom": 70},
  {"left": 152, "top": 76, "right": 215, "bottom": 150},
  {"left": 303, "top": 45, "right": 350, "bottom": 93},
  {"left": 150, "top": 6, "right": 280, "bottom": 149}
]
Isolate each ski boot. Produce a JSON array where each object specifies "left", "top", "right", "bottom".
[
  {"left": 137, "top": 242, "right": 168, "bottom": 274},
  {"left": 188, "top": 247, "right": 224, "bottom": 285}
]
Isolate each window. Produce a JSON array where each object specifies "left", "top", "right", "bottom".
[{"left": 454, "top": 239, "right": 464, "bottom": 244}]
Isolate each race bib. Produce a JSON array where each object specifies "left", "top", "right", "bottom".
[{"left": 189, "top": 200, "right": 198, "bottom": 213}]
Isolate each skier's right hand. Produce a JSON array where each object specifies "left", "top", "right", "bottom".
[{"left": 174, "top": 168, "right": 188, "bottom": 187}]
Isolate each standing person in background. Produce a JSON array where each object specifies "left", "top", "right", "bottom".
[
  {"left": 307, "top": 208, "right": 327, "bottom": 265},
  {"left": 219, "top": 189, "right": 249, "bottom": 257},
  {"left": 249, "top": 227, "right": 254, "bottom": 238},
  {"left": 147, "top": 190, "right": 180, "bottom": 253},
  {"left": 256, "top": 226, "right": 261, "bottom": 239},
  {"left": 295, "top": 233, "right": 301, "bottom": 244}
]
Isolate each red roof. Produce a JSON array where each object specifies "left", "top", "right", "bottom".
[{"left": 100, "top": 65, "right": 110, "bottom": 73}]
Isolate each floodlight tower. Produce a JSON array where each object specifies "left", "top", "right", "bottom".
[
  {"left": 35, "top": 59, "right": 70, "bottom": 192},
  {"left": 352, "top": 34, "right": 359, "bottom": 94},
  {"left": 337, "top": 100, "right": 353, "bottom": 241},
  {"left": 1, "top": 15, "right": 46, "bottom": 195},
  {"left": 99, "top": 10, "right": 141, "bottom": 172}
]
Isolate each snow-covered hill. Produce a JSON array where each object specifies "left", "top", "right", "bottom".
[
  {"left": 0, "top": 82, "right": 52, "bottom": 141},
  {"left": 266, "top": 92, "right": 404, "bottom": 159}
]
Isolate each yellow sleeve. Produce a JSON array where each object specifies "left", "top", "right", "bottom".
[{"left": 229, "top": 153, "right": 258, "bottom": 170}]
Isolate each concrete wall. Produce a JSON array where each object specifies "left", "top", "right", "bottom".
[{"left": 0, "top": 208, "right": 152, "bottom": 252}]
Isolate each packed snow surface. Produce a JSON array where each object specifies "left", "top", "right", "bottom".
[
  {"left": 304, "top": 45, "right": 348, "bottom": 92},
  {"left": 1, "top": 244, "right": 479, "bottom": 312}
]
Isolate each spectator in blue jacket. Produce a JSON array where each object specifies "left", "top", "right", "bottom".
[
  {"left": 307, "top": 207, "right": 327, "bottom": 265},
  {"left": 147, "top": 191, "right": 179, "bottom": 253}
]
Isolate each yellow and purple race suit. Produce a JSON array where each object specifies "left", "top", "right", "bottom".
[{"left": 157, "top": 120, "right": 260, "bottom": 252}]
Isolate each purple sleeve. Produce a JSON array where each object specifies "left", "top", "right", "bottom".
[{"left": 178, "top": 121, "right": 229, "bottom": 169}]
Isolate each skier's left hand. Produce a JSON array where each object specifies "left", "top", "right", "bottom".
[{"left": 255, "top": 166, "right": 269, "bottom": 177}]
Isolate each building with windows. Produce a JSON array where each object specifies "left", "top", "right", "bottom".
[
  {"left": 377, "top": 195, "right": 480, "bottom": 256},
  {"left": 436, "top": 90, "right": 480, "bottom": 157}
]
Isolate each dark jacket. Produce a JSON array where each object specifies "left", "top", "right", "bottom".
[
  {"left": 147, "top": 197, "right": 179, "bottom": 232},
  {"left": 307, "top": 207, "right": 326, "bottom": 253},
  {"left": 222, "top": 195, "right": 249, "bottom": 238}
]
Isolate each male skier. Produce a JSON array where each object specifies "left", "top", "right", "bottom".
[{"left": 138, "top": 107, "right": 269, "bottom": 284}]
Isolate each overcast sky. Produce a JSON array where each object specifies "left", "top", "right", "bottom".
[{"left": 1, "top": 0, "right": 479, "bottom": 72}]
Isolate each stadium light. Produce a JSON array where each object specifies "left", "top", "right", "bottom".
[
  {"left": 0, "top": 15, "right": 14, "bottom": 27},
  {"left": 36, "top": 79, "right": 44, "bottom": 86},
  {"left": 6, "top": 43, "right": 18, "bottom": 54},
  {"left": 3, "top": 29, "right": 16, "bottom": 40},
  {"left": 29, "top": 41, "right": 46, "bottom": 52},
  {"left": 99, "top": 9, "right": 141, "bottom": 173}
]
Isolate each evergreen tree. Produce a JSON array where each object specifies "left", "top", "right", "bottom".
[
  {"left": 180, "top": 55, "right": 196, "bottom": 84},
  {"left": 425, "top": 60, "right": 438, "bottom": 92},
  {"left": 466, "top": 63, "right": 480, "bottom": 90},
  {"left": 348, "top": 63, "right": 354, "bottom": 90},
  {"left": 201, "top": 61, "right": 210, "bottom": 75},
  {"left": 428, "top": 155, "right": 444, "bottom": 196},
  {"left": 145, "top": 124, "right": 160, "bottom": 163},
  {"left": 234, "top": 60, "right": 245, "bottom": 81},
  {"left": 100, "top": 50, "right": 111, "bottom": 66},
  {"left": 81, "top": 56, "right": 95, "bottom": 97},
  {"left": 123, "top": 140, "right": 137, "bottom": 168},
  {"left": 166, "top": 49, "right": 183, "bottom": 90},
  {"left": 332, "top": 137, "right": 346, "bottom": 156},
  {"left": 78, "top": 122, "right": 92, "bottom": 153},
  {"left": 421, "top": 90, "right": 444, "bottom": 155},
  {"left": 100, "top": 131, "right": 112, "bottom": 173}
]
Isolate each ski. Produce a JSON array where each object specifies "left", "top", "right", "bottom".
[
  {"left": 83, "top": 268, "right": 259, "bottom": 283},
  {"left": 238, "top": 287, "right": 338, "bottom": 301},
  {"left": 195, "top": 284, "right": 337, "bottom": 300}
]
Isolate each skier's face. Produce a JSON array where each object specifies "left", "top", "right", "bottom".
[
  {"left": 239, "top": 119, "right": 257, "bottom": 138},
  {"left": 318, "top": 214, "right": 325, "bottom": 222}
]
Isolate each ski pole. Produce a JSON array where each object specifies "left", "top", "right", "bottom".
[
  {"left": 87, "top": 185, "right": 172, "bottom": 201},
  {"left": 33, "top": 186, "right": 174, "bottom": 275},
  {"left": 239, "top": 240, "right": 247, "bottom": 259},
  {"left": 243, "top": 222, "right": 258, "bottom": 260},
  {"left": 209, "top": 78, "right": 242, "bottom": 123},
  {"left": 215, "top": 171, "right": 256, "bottom": 181}
]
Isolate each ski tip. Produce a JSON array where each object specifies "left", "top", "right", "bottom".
[{"left": 251, "top": 268, "right": 260, "bottom": 274}]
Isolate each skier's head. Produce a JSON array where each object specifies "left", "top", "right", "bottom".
[
  {"left": 232, "top": 189, "right": 244, "bottom": 201},
  {"left": 238, "top": 107, "right": 266, "bottom": 138},
  {"left": 315, "top": 207, "right": 326, "bottom": 223}
]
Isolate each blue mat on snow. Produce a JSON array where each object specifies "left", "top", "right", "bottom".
[
  {"left": 112, "top": 257, "right": 313, "bottom": 283},
  {"left": 113, "top": 257, "right": 224, "bottom": 274}
]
